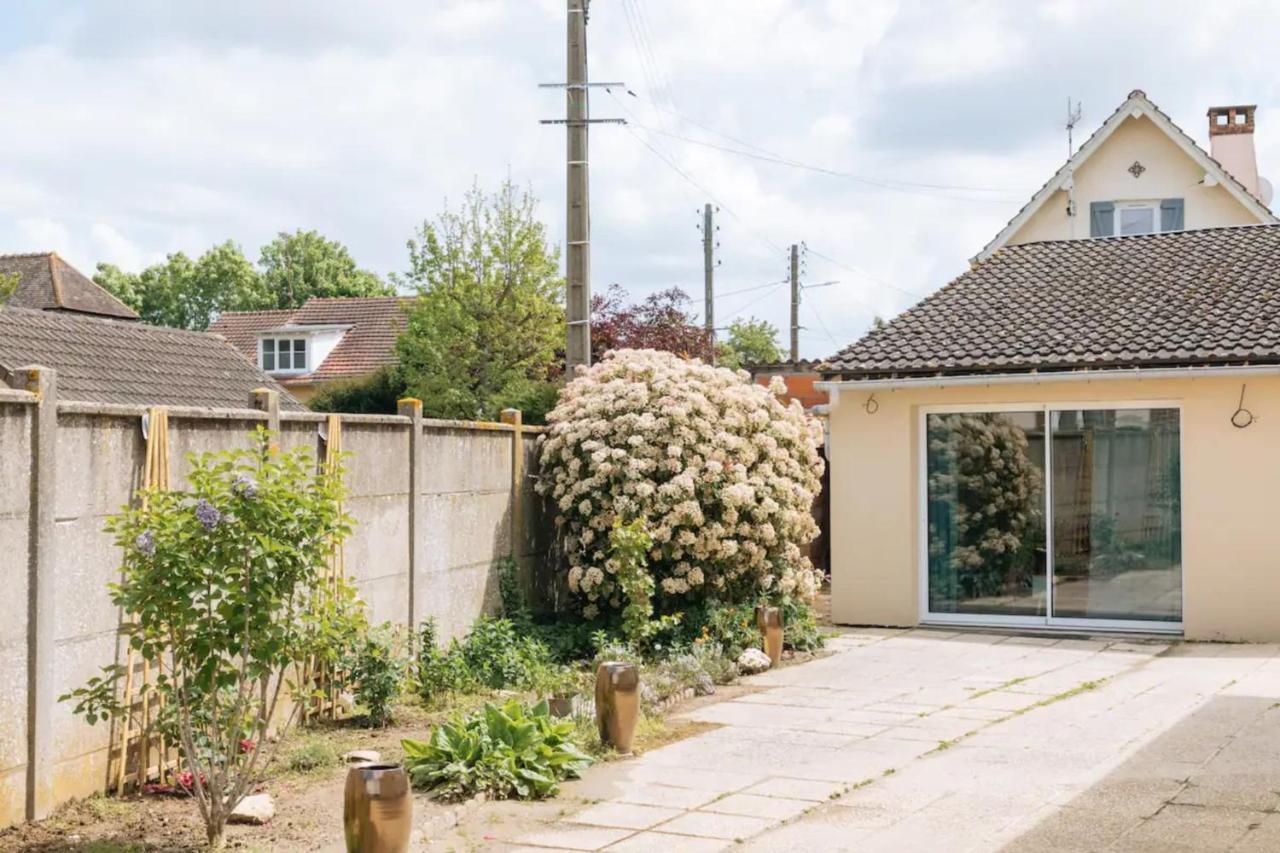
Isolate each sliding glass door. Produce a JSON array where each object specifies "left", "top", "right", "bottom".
[{"left": 923, "top": 405, "right": 1181, "bottom": 630}]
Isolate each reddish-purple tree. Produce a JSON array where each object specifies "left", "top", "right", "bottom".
[{"left": 591, "top": 284, "right": 713, "bottom": 362}]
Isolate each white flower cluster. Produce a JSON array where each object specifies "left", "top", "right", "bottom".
[{"left": 537, "top": 349, "right": 825, "bottom": 614}]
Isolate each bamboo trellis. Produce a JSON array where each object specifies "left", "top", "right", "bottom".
[
  {"left": 114, "top": 407, "right": 178, "bottom": 794},
  {"left": 301, "top": 414, "right": 348, "bottom": 723}
]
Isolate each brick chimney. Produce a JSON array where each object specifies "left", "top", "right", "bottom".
[{"left": 1207, "top": 104, "right": 1260, "bottom": 198}]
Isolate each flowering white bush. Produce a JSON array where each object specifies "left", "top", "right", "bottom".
[{"left": 536, "top": 349, "right": 825, "bottom": 617}]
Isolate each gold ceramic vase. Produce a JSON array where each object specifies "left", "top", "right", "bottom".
[
  {"left": 595, "top": 661, "right": 640, "bottom": 753},
  {"left": 343, "top": 762, "right": 412, "bottom": 853},
  {"left": 756, "top": 604, "right": 784, "bottom": 666}
]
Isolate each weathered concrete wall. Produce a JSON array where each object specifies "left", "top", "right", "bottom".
[
  {"left": 0, "top": 389, "right": 554, "bottom": 828},
  {"left": 0, "top": 397, "right": 34, "bottom": 829}
]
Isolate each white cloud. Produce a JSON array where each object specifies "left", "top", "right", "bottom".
[{"left": 3, "top": 0, "right": 1280, "bottom": 356}]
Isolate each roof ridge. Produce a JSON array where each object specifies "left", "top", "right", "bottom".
[
  {"left": 46, "top": 253, "right": 65, "bottom": 307},
  {"left": 0, "top": 304, "right": 240, "bottom": 341},
  {"left": 0, "top": 251, "right": 55, "bottom": 260}
]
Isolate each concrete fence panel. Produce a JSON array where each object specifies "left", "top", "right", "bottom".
[{"left": 0, "top": 379, "right": 557, "bottom": 828}]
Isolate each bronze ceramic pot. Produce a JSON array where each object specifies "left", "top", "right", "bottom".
[
  {"left": 343, "top": 762, "right": 412, "bottom": 853},
  {"left": 595, "top": 661, "right": 640, "bottom": 753},
  {"left": 756, "top": 604, "right": 784, "bottom": 666}
]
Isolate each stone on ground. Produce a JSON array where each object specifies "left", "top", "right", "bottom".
[
  {"left": 737, "top": 647, "right": 772, "bottom": 674},
  {"left": 228, "top": 793, "right": 275, "bottom": 825}
]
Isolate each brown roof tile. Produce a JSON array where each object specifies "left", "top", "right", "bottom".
[
  {"left": 0, "top": 252, "right": 139, "bottom": 319},
  {"left": 0, "top": 306, "right": 305, "bottom": 410},
  {"left": 208, "top": 296, "right": 413, "bottom": 382},
  {"left": 824, "top": 225, "right": 1280, "bottom": 378}
]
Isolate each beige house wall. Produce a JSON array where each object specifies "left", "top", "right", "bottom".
[
  {"left": 1009, "top": 114, "right": 1263, "bottom": 246},
  {"left": 828, "top": 373, "right": 1280, "bottom": 642}
]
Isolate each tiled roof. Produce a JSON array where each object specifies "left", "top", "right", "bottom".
[
  {"left": 209, "top": 296, "right": 413, "bottom": 382},
  {"left": 206, "top": 308, "right": 297, "bottom": 354},
  {"left": 0, "top": 252, "right": 139, "bottom": 319},
  {"left": 824, "top": 225, "right": 1280, "bottom": 379},
  {"left": 0, "top": 306, "right": 306, "bottom": 410}
]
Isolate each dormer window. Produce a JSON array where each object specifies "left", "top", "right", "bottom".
[
  {"left": 261, "top": 337, "right": 308, "bottom": 374},
  {"left": 1089, "top": 199, "right": 1184, "bottom": 237}
]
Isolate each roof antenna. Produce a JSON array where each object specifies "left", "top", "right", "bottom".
[{"left": 1066, "top": 97, "right": 1083, "bottom": 157}]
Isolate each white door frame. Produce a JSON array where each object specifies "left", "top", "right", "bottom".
[{"left": 916, "top": 400, "right": 1184, "bottom": 635}]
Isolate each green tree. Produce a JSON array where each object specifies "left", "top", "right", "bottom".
[
  {"left": 396, "top": 181, "right": 565, "bottom": 420},
  {"left": 95, "top": 241, "right": 265, "bottom": 330},
  {"left": 0, "top": 271, "right": 19, "bottom": 301},
  {"left": 716, "top": 317, "right": 782, "bottom": 369},
  {"left": 258, "top": 229, "right": 392, "bottom": 309}
]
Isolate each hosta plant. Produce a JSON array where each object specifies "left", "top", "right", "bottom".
[
  {"left": 537, "top": 349, "right": 825, "bottom": 618},
  {"left": 401, "top": 699, "right": 593, "bottom": 800}
]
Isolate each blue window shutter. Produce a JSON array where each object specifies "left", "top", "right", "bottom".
[
  {"left": 1089, "top": 201, "right": 1115, "bottom": 237},
  {"left": 1160, "top": 198, "right": 1185, "bottom": 232}
]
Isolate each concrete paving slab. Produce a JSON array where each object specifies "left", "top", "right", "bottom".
[
  {"left": 609, "top": 783, "right": 721, "bottom": 810},
  {"left": 566, "top": 802, "right": 684, "bottom": 830},
  {"left": 538, "top": 630, "right": 1280, "bottom": 853},
  {"left": 602, "top": 831, "right": 729, "bottom": 852},
  {"left": 701, "top": 792, "right": 813, "bottom": 821},
  {"left": 514, "top": 824, "right": 635, "bottom": 851},
  {"left": 742, "top": 776, "right": 846, "bottom": 802},
  {"left": 656, "top": 810, "right": 778, "bottom": 840}
]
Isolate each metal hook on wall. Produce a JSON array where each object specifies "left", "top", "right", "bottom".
[
  {"left": 1231, "top": 384, "right": 1256, "bottom": 429},
  {"left": 862, "top": 393, "right": 879, "bottom": 415}
]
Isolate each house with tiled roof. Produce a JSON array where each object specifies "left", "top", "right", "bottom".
[
  {"left": 0, "top": 306, "right": 305, "bottom": 410},
  {"left": 0, "top": 252, "right": 139, "bottom": 319},
  {"left": 210, "top": 296, "right": 412, "bottom": 403},
  {"left": 819, "top": 91, "right": 1280, "bottom": 643}
]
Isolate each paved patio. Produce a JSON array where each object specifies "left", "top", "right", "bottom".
[{"left": 501, "top": 628, "right": 1280, "bottom": 852}]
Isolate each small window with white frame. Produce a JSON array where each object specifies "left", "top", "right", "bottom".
[
  {"left": 260, "top": 337, "right": 308, "bottom": 374},
  {"left": 1115, "top": 201, "right": 1158, "bottom": 236}
]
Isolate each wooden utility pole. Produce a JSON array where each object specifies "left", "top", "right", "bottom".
[
  {"left": 703, "top": 204, "right": 714, "bottom": 358},
  {"left": 789, "top": 243, "right": 800, "bottom": 362},
  {"left": 564, "top": 0, "right": 591, "bottom": 374},
  {"left": 540, "top": 1, "right": 624, "bottom": 376}
]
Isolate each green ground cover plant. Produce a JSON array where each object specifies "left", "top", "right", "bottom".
[{"left": 401, "top": 699, "right": 593, "bottom": 800}]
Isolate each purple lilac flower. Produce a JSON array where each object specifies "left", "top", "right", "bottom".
[
  {"left": 135, "top": 530, "right": 156, "bottom": 557},
  {"left": 232, "top": 473, "right": 258, "bottom": 499},
  {"left": 194, "top": 499, "right": 222, "bottom": 532}
]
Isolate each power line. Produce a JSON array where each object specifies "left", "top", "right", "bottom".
[
  {"left": 804, "top": 245, "right": 925, "bottom": 300},
  {"left": 613, "top": 105, "right": 788, "bottom": 256},
  {"left": 720, "top": 281, "right": 788, "bottom": 321},
  {"left": 621, "top": 88, "right": 1026, "bottom": 198},
  {"left": 717, "top": 278, "right": 788, "bottom": 299},
  {"left": 630, "top": 122, "right": 1024, "bottom": 203}
]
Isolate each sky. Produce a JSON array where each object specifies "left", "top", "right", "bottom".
[{"left": 4, "top": 0, "right": 1280, "bottom": 358}]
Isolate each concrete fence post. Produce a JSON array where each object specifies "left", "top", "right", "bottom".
[
  {"left": 500, "top": 409, "right": 524, "bottom": 566},
  {"left": 12, "top": 366, "right": 56, "bottom": 820},
  {"left": 249, "top": 389, "right": 281, "bottom": 451},
  {"left": 398, "top": 398, "right": 424, "bottom": 632}
]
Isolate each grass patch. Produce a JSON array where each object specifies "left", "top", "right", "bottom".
[{"left": 284, "top": 735, "right": 341, "bottom": 774}]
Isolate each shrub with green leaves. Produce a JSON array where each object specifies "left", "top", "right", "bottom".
[
  {"left": 345, "top": 622, "right": 409, "bottom": 727},
  {"left": 415, "top": 617, "right": 558, "bottom": 705},
  {"left": 402, "top": 699, "right": 593, "bottom": 800},
  {"left": 779, "top": 597, "right": 826, "bottom": 653},
  {"left": 61, "top": 429, "right": 362, "bottom": 850}
]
